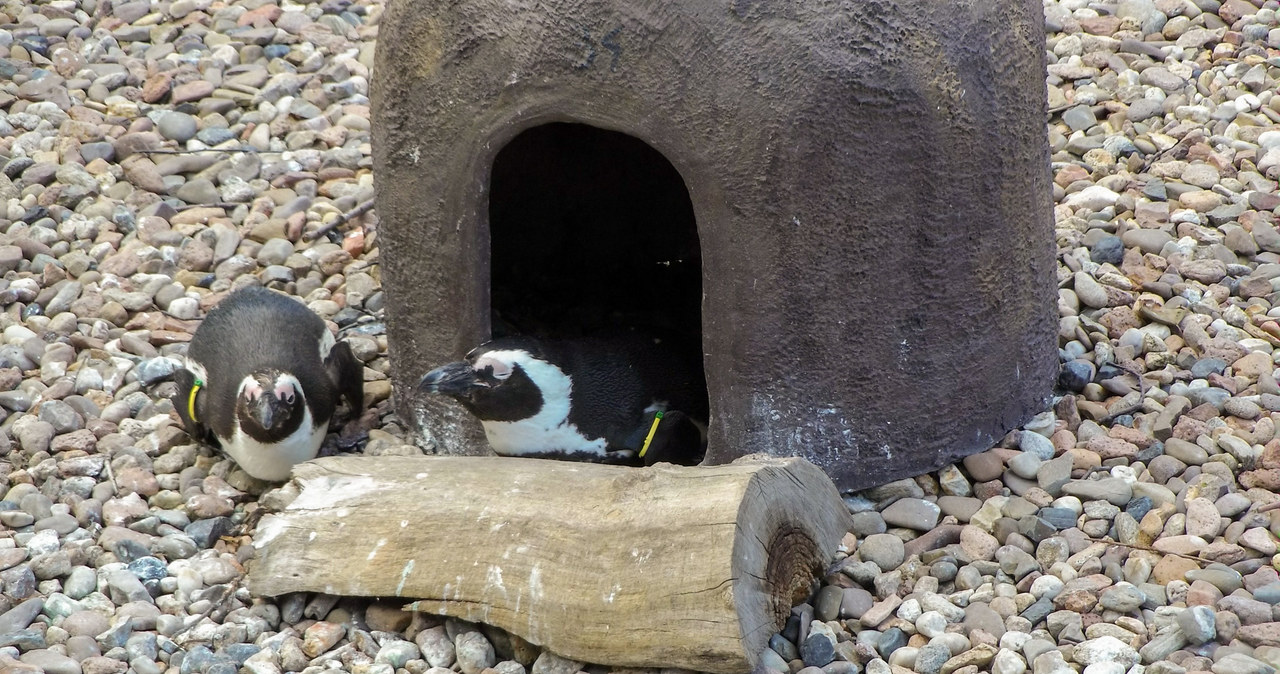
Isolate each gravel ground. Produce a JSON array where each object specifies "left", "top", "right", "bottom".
[{"left": 4, "top": 0, "right": 1280, "bottom": 673}]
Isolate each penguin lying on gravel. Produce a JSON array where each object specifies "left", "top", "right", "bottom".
[
  {"left": 173, "top": 286, "right": 364, "bottom": 481},
  {"left": 419, "top": 335, "right": 707, "bottom": 466}
]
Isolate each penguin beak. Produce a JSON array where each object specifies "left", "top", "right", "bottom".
[
  {"left": 249, "top": 392, "right": 293, "bottom": 430},
  {"left": 255, "top": 397, "right": 276, "bottom": 429},
  {"left": 419, "top": 362, "right": 483, "bottom": 396}
]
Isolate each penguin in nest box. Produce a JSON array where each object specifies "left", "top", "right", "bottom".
[{"left": 419, "top": 334, "right": 707, "bottom": 466}]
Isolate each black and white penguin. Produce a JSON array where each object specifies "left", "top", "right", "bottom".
[
  {"left": 418, "top": 334, "right": 707, "bottom": 466},
  {"left": 172, "top": 286, "right": 364, "bottom": 481}
]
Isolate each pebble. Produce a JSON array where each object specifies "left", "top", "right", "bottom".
[
  {"left": 156, "top": 112, "right": 198, "bottom": 142},
  {"left": 858, "top": 533, "right": 905, "bottom": 571},
  {"left": 455, "top": 631, "right": 496, "bottom": 674}
]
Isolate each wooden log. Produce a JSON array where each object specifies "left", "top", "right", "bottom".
[{"left": 249, "top": 454, "right": 852, "bottom": 673}]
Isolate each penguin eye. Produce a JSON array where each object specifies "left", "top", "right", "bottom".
[{"left": 474, "top": 356, "right": 512, "bottom": 381}]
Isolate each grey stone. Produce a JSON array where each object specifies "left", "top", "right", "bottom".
[
  {"left": 0, "top": 597, "right": 44, "bottom": 633},
  {"left": 859, "top": 533, "right": 905, "bottom": 571},
  {"left": 156, "top": 112, "right": 198, "bottom": 142},
  {"left": 454, "top": 631, "right": 494, "bottom": 674},
  {"left": 880, "top": 498, "right": 941, "bottom": 530}
]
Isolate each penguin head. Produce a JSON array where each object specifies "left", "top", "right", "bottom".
[
  {"left": 236, "top": 370, "right": 306, "bottom": 440},
  {"left": 418, "top": 344, "right": 554, "bottom": 422}
]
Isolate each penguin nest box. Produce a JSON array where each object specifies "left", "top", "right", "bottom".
[{"left": 371, "top": 0, "right": 1058, "bottom": 492}]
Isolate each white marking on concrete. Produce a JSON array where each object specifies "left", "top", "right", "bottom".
[
  {"left": 395, "top": 559, "right": 415, "bottom": 597},
  {"left": 291, "top": 477, "right": 377, "bottom": 511},
  {"left": 253, "top": 515, "right": 286, "bottom": 548},
  {"left": 485, "top": 565, "right": 507, "bottom": 599}
]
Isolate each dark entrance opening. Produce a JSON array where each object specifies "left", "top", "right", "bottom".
[
  {"left": 488, "top": 121, "right": 708, "bottom": 424},
  {"left": 489, "top": 123, "right": 702, "bottom": 339}
]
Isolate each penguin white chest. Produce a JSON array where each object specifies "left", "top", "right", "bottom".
[
  {"left": 223, "top": 406, "right": 325, "bottom": 481},
  {"left": 480, "top": 418, "right": 608, "bottom": 456}
]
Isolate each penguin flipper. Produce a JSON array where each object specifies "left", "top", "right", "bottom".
[
  {"left": 171, "top": 369, "right": 216, "bottom": 446},
  {"left": 325, "top": 340, "right": 364, "bottom": 420}
]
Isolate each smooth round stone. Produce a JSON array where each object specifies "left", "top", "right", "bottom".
[
  {"left": 1019, "top": 431, "right": 1056, "bottom": 461},
  {"left": 63, "top": 566, "right": 97, "bottom": 599},
  {"left": 859, "top": 534, "right": 906, "bottom": 571},
  {"left": 814, "top": 585, "right": 843, "bottom": 622},
  {"left": 80, "top": 142, "right": 115, "bottom": 162},
  {"left": 1189, "top": 358, "right": 1229, "bottom": 378},
  {"left": 130, "top": 656, "right": 164, "bottom": 674},
  {"left": 841, "top": 586, "right": 874, "bottom": 619},
  {"left": 849, "top": 511, "right": 887, "bottom": 536},
  {"left": 65, "top": 634, "right": 100, "bottom": 661},
  {"left": 19, "top": 649, "right": 81, "bottom": 674},
  {"left": 1098, "top": 584, "right": 1145, "bottom": 613},
  {"left": 1007, "top": 453, "right": 1043, "bottom": 480},
  {"left": 152, "top": 534, "right": 197, "bottom": 562},
  {"left": 1165, "top": 440, "right": 1210, "bottom": 469},
  {"left": 931, "top": 559, "right": 959, "bottom": 582},
  {"left": 769, "top": 633, "right": 799, "bottom": 661},
  {"left": 1224, "top": 398, "right": 1262, "bottom": 419},
  {"left": 175, "top": 178, "right": 220, "bottom": 204},
  {"left": 0, "top": 598, "right": 45, "bottom": 634},
  {"left": 1184, "top": 386, "right": 1229, "bottom": 409},
  {"left": 1184, "top": 568, "right": 1243, "bottom": 594},
  {"left": 166, "top": 297, "right": 199, "bottom": 320},
  {"left": 190, "top": 557, "right": 239, "bottom": 585},
  {"left": 156, "top": 112, "right": 198, "bottom": 142},
  {"left": 1252, "top": 582, "right": 1280, "bottom": 604},
  {"left": 134, "top": 358, "right": 182, "bottom": 386},
  {"left": 196, "top": 127, "right": 237, "bottom": 145},
  {"left": 916, "top": 611, "right": 947, "bottom": 638},
  {"left": 257, "top": 238, "right": 295, "bottom": 266},
  {"left": 1090, "top": 236, "right": 1124, "bottom": 265},
  {"left": 374, "top": 640, "right": 420, "bottom": 668},
  {"left": 61, "top": 609, "right": 110, "bottom": 638},
  {"left": 876, "top": 627, "right": 908, "bottom": 659},
  {"left": 216, "top": 642, "right": 257, "bottom": 665},
  {"left": 881, "top": 498, "right": 941, "bottom": 531},
  {"left": 759, "top": 646, "right": 789, "bottom": 671},
  {"left": 452, "top": 631, "right": 494, "bottom": 674}
]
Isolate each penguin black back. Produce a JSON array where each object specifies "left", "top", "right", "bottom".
[{"left": 535, "top": 335, "right": 707, "bottom": 444}]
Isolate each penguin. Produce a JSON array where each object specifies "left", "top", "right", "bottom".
[
  {"left": 172, "top": 286, "right": 364, "bottom": 481},
  {"left": 418, "top": 334, "right": 707, "bottom": 466}
]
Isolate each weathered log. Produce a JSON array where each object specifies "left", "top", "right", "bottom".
[{"left": 249, "top": 455, "right": 851, "bottom": 673}]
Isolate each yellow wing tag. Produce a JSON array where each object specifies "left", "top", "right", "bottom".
[
  {"left": 637, "top": 411, "right": 664, "bottom": 459},
  {"left": 188, "top": 378, "right": 204, "bottom": 423}
]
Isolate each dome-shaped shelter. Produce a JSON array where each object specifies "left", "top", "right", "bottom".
[{"left": 371, "top": 0, "right": 1057, "bottom": 491}]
